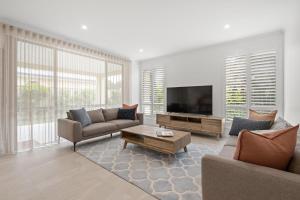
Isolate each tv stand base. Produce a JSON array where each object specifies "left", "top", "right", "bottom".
[{"left": 156, "top": 113, "right": 224, "bottom": 139}]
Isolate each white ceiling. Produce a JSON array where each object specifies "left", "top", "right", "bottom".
[{"left": 0, "top": 0, "right": 299, "bottom": 61}]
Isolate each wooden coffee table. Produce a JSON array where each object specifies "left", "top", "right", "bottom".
[{"left": 121, "top": 125, "right": 191, "bottom": 154}]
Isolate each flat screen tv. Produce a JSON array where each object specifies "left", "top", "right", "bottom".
[{"left": 167, "top": 85, "right": 212, "bottom": 115}]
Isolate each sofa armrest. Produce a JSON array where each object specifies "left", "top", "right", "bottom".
[
  {"left": 137, "top": 113, "right": 144, "bottom": 124},
  {"left": 202, "top": 155, "right": 300, "bottom": 200},
  {"left": 57, "top": 119, "right": 82, "bottom": 143}
]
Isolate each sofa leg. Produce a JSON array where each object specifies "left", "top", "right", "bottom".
[
  {"left": 73, "top": 142, "right": 76, "bottom": 152},
  {"left": 110, "top": 133, "right": 112, "bottom": 138}
]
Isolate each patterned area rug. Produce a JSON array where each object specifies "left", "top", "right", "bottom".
[{"left": 77, "top": 134, "right": 217, "bottom": 200}]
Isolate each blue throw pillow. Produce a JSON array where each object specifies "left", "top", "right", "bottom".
[
  {"left": 117, "top": 108, "right": 136, "bottom": 120},
  {"left": 229, "top": 117, "right": 272, "bottom": 136},
  {"left": 69, "top": 108, "right": 91, "bottom": 127}
]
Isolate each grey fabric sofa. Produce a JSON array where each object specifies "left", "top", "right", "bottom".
[
  {"left": 201, "top": 119, "right": 300, "bottom": 200},
  {"left": 58, "top": 108, "right": 143, "bottom": 151}
]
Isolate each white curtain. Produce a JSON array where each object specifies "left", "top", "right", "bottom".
[
  {"left": 0, "top": 23, "right": 131, "bottom": 154},
  {"left": 0, "top": 29, "right": 18, "bottom": 154}
]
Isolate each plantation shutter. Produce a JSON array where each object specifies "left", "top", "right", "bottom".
[
  {"left": 153, "top": 68, "right": 165, "bottom": 114},
  {"left": 225, "top": 55, "right": 248, "bottom": 120},
  {"left": 225, "top": 50, "right": 278, "bottom": 121},
  {"left": 250, "top": 51, "right": 276, "bottom": 108},
  {"left": 141, "top": 67, "right": 165, "bottom": 116},
  {"left": 142, "top": 70, "right": 153, "bottom": 115}
]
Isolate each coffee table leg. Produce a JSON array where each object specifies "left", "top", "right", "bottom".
[
  {"left": 123, "top": 141, "right": 127, "bottom": 149},
  {"left": 184, "top": 146, "right": 187, "bottom": 152}
]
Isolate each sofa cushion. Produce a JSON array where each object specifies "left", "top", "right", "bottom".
[
  {"left": 103, "top": 108, "right": 119, "bottom": 121},
  {"left": 234, "top": 126, "right": 299, "bottom": 170},
  {"left": 69, "top": 108, "right": 91, "bottom": 127},
  {"left": 117, "top": 108, "right": 136, "bottom": 120},
  {"left": 219, "top": 146, "right": 236, "bottom": 159},
  {"left": 229, "top": 117, "right": 272, "bottom": 136},
  {"left": 87, "top": 109, "right": 105, "bottom": 123},
  {"left": 224, "top": 136, "right": 238, "bottom": 147},
  {"left": 110, "top": 119, "right": 140, "bottom": 129},
  {"left": 249, "top": 109, "right": 277, "bottom": 124},
  {"left": 287, "top": 146, "right": 300, "bottom": 174},
  {"left": 82, "top": 122, "right": 117, "bottom": 137}
]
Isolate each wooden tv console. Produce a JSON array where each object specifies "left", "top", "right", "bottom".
[{"left": 156, "top": 113, "right": 225, "bottom": 138}]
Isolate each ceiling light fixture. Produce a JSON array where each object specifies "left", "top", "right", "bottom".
[
  {"left": 139, "top": 49, "right": 144, "bottom": 53},
  {"left": 224, "top": 24, "right": 231, "bottom": 29},
  {"left": 81, "top": 25, "right": 88, "bottom": 30}
]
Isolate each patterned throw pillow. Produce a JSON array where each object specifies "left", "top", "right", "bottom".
[
  {"left": 229, "top": 117, "right": 272, "bottom": 136},
  {"left": 271, "top": 117, "right": 292, "bottom": 130},
  {"left": 69, "top": 108, "right": 91, "bottom": 127},
  {"left": 123, "top": 104, "right": 138, "bottom": 119},
  {"left": 117, "top": 108, "right": 136, "bottom": 120},
  {"left": 66, "top": 111, "right": 73, "bottom": 120}
]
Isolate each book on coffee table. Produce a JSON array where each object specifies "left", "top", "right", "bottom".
[{"left": 156, "top": 130, "right": 174, "bottom": 137}]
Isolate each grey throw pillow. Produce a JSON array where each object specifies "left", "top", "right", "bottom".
[
  {"left": 229, "top": 117, "right": 272, "bottom": 136},
  {"left": 87, "top": 109, "right": 105, "bottom": 123},
  {"left": 69, "top": 108, "right": 91, "bottom": 127}
]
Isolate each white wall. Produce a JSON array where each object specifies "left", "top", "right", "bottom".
[
  {"left": 137, "top": 31, "right": 284, "bottom": 118},
  {"left": 284, "top": 23, "right": 300, "bottom": 124},
  {"left": 129, "top": 61, "right": 140, "bottom": 110}
]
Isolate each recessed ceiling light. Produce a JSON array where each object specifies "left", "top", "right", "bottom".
[
  {"left": 81, "top": 25, "right": 88, "bottom": 30},
  {"left": 224, "top": 24, "right": 231, "bottom": 29},
  {"left": 139, "top": 49, "right": 144, "bottom": 53}
]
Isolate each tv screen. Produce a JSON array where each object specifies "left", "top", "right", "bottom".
[{"left": 167, "top": 85, "right": 212, "bottom": 115}]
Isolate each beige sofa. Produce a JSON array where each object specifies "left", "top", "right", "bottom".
[
  {"left": 202, "top": 128, "right": 300, "bottom": 200},
  {"left": 58, "top": 108, "right": 143, "bottom": 151}
]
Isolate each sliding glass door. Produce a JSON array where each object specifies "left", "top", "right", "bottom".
[
  {"left": 16, "top": 41, "right": 123, "bottom": 151},
  {"left": 56, "top": 51, "right": 106, "bottom": 118},
  {"left": 17, "top": 41, "right": 56, "bottom": 151}
]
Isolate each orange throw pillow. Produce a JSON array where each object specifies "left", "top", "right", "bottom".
[
  {"left": 122, "top": 104, "right": 138, "bottom": 119},
  {"left": 234, "top": 125, "right": 299, "bottom": 170},
  {"left": 249, "top": 109, "right": 277, "bottom": 123}
]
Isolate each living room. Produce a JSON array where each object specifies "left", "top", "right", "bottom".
[{"left": 0, "top": 1, "right": 300, "bottom": 200}]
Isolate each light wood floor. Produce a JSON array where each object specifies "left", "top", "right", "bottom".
[{"left": 0, "top": 133, "right": 225, "bottom": 200}]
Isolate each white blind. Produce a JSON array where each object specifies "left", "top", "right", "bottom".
[
  {"left": 225, "top": 50, "right": 278, "bottom": 121},
  {"left": 153, "top": 68, "right": 165, "bottom": 114},
  {"left": 141, "top": 67, "right": 165, "bottom": 116},
  {"left": 225, "top": 56, "right": 248, "bottom": 120},
  {"left": 250, "top": 51, "right": 276, "bottom": 107},
  {"left": 142, "top": 70, "right": 152, "bottom": 115}
]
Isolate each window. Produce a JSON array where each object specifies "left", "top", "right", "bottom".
[
  {"left": 225, "top": 51, "right": 277, "bottom": 121},
  {"left": 17, "top": 41, "right": 123, "bottom": 151},
  {"left": 250, "top": 51, "right": 277, "bottom": 107},
  {"left": 56, "top": 50, "right": 106, "bottom": 117},
  {"left": 141, "top": 67, "right": 165, "bottom": 117},
  {"left": 225, "top": 55, "right": 248, "bottom": 120}
]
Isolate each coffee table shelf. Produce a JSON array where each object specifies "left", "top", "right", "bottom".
[{"left": 121, "top": 125, "right": 191, "bottom": 154}]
